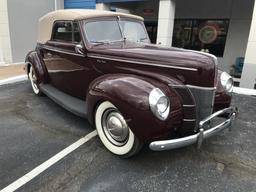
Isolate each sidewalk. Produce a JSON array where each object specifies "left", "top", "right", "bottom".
[{"left": 0, "top": 64, "right": 25, "bottom": 80}]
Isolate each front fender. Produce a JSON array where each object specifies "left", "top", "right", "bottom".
[
  {"left": 25, "top": 50, "right": 49, "bottom": 84},
  {"left": 214, "top": 70, "right": 232, "bottom": 112},
  {"left": 86, "top": 74, "right": 182, "bottom": 142}
]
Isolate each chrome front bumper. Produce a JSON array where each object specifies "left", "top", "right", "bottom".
[{"left": 149, "top": 107, "right": 237, "bottom": 151}]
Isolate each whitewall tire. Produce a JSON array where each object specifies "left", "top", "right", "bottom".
[
  {"left": 95, "top": 101, "right": 142, "bottom": 158},
  {"left": 29, "top": 65, "right": 42, "bottom": 96}
]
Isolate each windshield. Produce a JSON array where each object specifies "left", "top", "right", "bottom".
[
  {"left": 84, "top": 19, "right": 149, "bottom": 44},
  {"left": 119, "top": 20, "right": 149, "bottom": 42},
  {"left": 84, "top": 20, "right": 122, "bottom": 43}
]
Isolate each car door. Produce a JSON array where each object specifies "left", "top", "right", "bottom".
[{"left": 41, "top": 21, "right": 95, "bottom": 100}]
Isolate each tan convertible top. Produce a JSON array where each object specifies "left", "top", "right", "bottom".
[{"left": 38, "top": 9, "right": 144, "bottom": 44}]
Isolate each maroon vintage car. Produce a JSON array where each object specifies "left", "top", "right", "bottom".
[{"left": 25, "top": 9, "right": 237, "bottom": 157}]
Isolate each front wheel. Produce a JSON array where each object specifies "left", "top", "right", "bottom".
[{"left": 95, "top": 101, "right": 142, "bottom": 158}]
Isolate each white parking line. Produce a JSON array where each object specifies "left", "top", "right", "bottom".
[
  {"left": 0, "top": 130, "right": 98, "bottom": 192},
  {"left": 0, "top": 75, "right": 27, "bottom": 86}
]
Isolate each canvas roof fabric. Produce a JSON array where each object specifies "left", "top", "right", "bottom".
[{"left": 38, "top": 9, "right": 144, "bottom": 44}]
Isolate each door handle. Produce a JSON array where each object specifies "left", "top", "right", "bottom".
[
  {"left": 96, "top": 59, "right": 106, "bottom": 64},
  {"left": 47, "top": 52, "right": 53, "bottom": 57}
]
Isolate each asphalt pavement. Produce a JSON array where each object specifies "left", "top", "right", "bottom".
[{"left": 0, "top": 81, "right": 256, "bottom": 192}]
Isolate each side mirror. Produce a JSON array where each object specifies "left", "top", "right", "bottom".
[{"left": 75, "top": 44, "right": 84, "bottom": 55}]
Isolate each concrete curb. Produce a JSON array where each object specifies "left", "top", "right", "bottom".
[
  {"left": 233, "top": 87, "right": 256, "bottom": 96},
  {"left": 0, "top": 75, "right": 27, "bottom": 86},
  {"left": 0, "top": 62, "right": 24, "bottom": 66}
]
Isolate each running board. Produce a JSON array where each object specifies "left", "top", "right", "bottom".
[{"left": 40, "top": 84, "right": 87, "bottom": 118}]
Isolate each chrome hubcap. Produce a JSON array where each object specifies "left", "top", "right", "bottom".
[{"left": 102, "top": 109, "right": 129, "bottom": 146}]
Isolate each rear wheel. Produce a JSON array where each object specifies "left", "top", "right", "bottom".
[
  {"left": 29, "top": 65, "right": 42, "bottom": 96},
  {"left": 95, "top": 101, "right": 142, "bottom": 158}
]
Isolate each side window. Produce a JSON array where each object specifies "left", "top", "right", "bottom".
[
  {"left": 73, "top": 22, "right": 81, "bottom": 43},
  {"left": 52, "top": 21, "right": 72, "bottom": 42}
]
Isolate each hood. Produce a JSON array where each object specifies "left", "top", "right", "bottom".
[{"left": 88, "top": 42, "right": 217, "bottom": 87}]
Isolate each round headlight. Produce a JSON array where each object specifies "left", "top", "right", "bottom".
[
  {"left": 220, "top": 72, "right": 234, "bottom": 93},
  {"left": 149, "top": 88, "right": 170, "bottom": 120}
]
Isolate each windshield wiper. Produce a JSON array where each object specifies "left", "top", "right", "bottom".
[
  {"left": 90, "top": 39, "right": 124, "bottom": 46},
  {"left": 90, "top": 40, "right": 110, "bottom": 46},
  {"left": 139, "top": 37, "right": 148, "bottom": 42}
]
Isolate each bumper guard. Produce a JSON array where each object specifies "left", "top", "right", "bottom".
[{"left": 149, "top": 107, "right": 237, "bottom": 151}]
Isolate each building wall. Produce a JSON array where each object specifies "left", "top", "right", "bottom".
[
  {"left": 240, "top": 2, "right": 256, "bottom": 88},
  {"left": 175, "top": 0, "right": 254, "bottom": 72},
  {"left": 132, "top": 0, "right": 159, "bottom": 22},
  {"left": 55, "top": 0, "right": 65, "bottom": 9},
  {"left": 0, "top": 0, "right": 12, "bottom": 64},
  {"left": 7, "top": 0, "right": 55, "bottom": 63},
  {"left": 108, "top": 0, "right": 158, "bottom": 21}
]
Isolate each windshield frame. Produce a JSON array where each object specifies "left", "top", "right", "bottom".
[{"left": 82, "top": 16, "right": 150, "bottom": 48}]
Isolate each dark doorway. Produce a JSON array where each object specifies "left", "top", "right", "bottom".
[{"left": 144, "top": 21, "right": 158, "bottom": 44}]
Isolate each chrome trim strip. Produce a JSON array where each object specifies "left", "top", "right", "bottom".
[
  {"left": 88, "top": 54, "right": 198, "bottom": 71},
  {"left": 48, "top": 69, "right": 85, "bottom": 73},
  {"left": 183, "top": 104, "right": 196, "bottom": 107},
  {"left": 168, "top": 84, "right": 216, "bottom": 90},
  {"left": 210, "top": 88, "right": 216, "bottom": 116},
  {"left": 169, "top": 84, "right": 186, "bottom": 88},
  {"left": 186, "top": 84, "right": 216, "bottom": 90},
  {"left": 183, "top": 119, "right": 196, "bottom": 122},
  {"left": 42, "top": 46, "right": 85, "bottom": 57},
  {"left": 149, "top": 107, "right": 237, "bottom": 151}
]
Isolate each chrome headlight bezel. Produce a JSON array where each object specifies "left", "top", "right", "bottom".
[
  {"left": 220, "top": 72, "right": 234, "bottom": 94},
  {"left": 149, "top": 88, "right": 170, "bottom": 120}
]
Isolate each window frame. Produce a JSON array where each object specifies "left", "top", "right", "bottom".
[
  {"left": 72, "top": 21, "right": 82, "bottom": 44},
  {"left": 50, "top": 20, "right": 82, "bottom": 44}
]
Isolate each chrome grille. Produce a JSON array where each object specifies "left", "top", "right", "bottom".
[
  {"left": 170, "top": 84, "right": 215, "bottom": 135},
  {"left": 187, "top": 85, "right": 215, "bottom": 124}
]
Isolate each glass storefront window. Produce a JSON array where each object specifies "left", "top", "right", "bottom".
[
  {"left": 172, "top": 19, "right": 229, "bottom": 57},
  {"left": 145, "top": 21, "right": 158, "bottom": 44}
]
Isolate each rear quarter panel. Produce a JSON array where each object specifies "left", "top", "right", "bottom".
[{"left": 25, "top": 49, "right": 49, "bottom": 84}]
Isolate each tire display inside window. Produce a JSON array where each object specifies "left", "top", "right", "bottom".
[{"left": 172, "top": 19, "right": 229, "bottom": 57}]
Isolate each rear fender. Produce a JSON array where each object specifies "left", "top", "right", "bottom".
[{"left": 25, "top": 50, "right": 49, "bottom": 84}]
